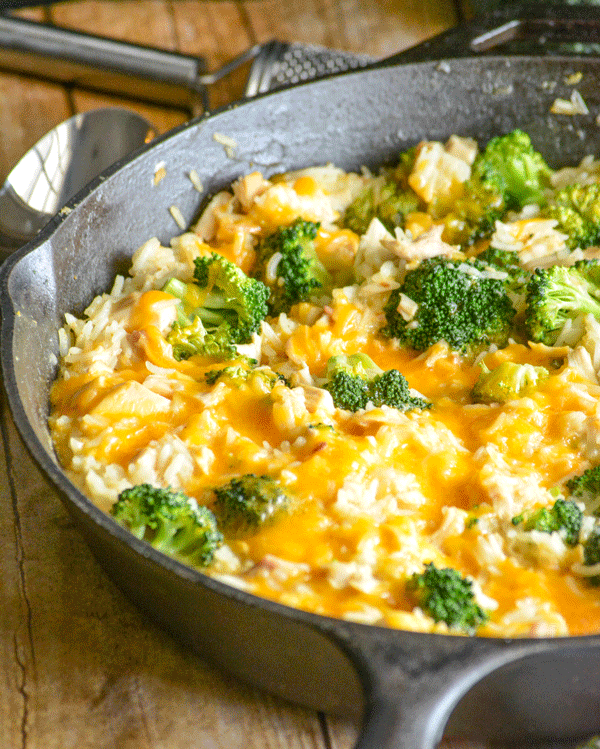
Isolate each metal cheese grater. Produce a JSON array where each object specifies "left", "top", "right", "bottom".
[
  {"left": 243, "top": 39, "right": 374, "bottom": 97},
  {"left": 0, "top": 13, "right": 375, "bottom": 113}
]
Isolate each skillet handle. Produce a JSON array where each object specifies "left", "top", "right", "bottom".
[
  {"left": 326, "top": 624, "right": 600, "bottom": 749},
  {"left": 379, "top": 2, "right": 600, "bottom": 66}
]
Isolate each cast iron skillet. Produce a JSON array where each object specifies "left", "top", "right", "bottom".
[{"left": 3, "top": 6, "right": 600, "bottom": 747}]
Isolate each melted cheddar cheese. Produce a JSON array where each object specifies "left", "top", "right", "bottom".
[{"left": 50, "top": 149, "right": 600, "bottom": 638}]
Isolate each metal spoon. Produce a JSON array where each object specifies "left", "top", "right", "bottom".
[{"left": 0, "top": 107, "right": 155, "bottom": 256}]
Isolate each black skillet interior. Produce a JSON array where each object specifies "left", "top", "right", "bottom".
[{"left": 3, "top": 42, "right": 600, "bottom": 749}]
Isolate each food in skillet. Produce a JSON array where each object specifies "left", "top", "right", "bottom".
[{"left": 50, "top": 129, "right": 600, "bottom": 637}]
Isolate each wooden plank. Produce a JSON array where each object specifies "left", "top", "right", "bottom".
[
  {"left": 241, "top": 0, "right": 458, "bottom": 57},
  {"left": 0, "top": 406, "right": 330, "bottom": 749},
  {"left": 0, "top": 8, "right": 67, "bottom": 183},
  {"left": 50, "top": 0, "right": 196, "bottom": 118},
  {"left": 0, "top": 74, "right": 70, "bottom": 181},
  {"left": 50, "top": 0, "right": 178, "bottom": 49},
  {"left": 170, "top": 1, "right": 253, "bottom": 111},
  {"left": 0, "top": 394, "right": 29, "bottom": 749},
  {"left": 46, "top": 0, "right": 252, "bottom": 122}
]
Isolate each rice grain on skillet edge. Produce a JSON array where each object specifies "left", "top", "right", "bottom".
[{"left": 49, "top": 138, "right": 600, "bottom": 638}]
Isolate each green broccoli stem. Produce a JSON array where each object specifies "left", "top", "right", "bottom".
[
  {"left": 196, "top": 303, "right": 237, "bottom": 328},
  {"left": 553, "top": 284, "right": 600, "bottom": 318},
  {"left": 162, "top": 277, "right": 193, "bottom": 325}
]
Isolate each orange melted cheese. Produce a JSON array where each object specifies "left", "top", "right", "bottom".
[{"left": 49, "top": 165, "right": 600, "bottom": 639}]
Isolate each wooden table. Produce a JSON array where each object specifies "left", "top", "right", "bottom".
[{"left": 0, "top": 2, "right": 590, "bottom": 748}]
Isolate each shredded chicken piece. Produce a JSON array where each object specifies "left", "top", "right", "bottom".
[
  {"left": 568, "top": 346, "right": 599, "bottom": 384},
  {"left": 232, "top": 171, "right": 271, "bottom": 212},
  {"left": 395, "top": 293, "right": 419, "bottom": 322},
  {"left": 192, "top": 191, "right": 232, "bottom": 241},
  {"left": 408, "top": 141, "right": 471, "bottom": 204},
  {"left": 490, "top": 218, "right": 568, "bottom": 270},
  {"left": 578, "top": 413, "right": 600, "bottom": 462},
  {"left": 302, "top": 385, "right": 335, "bottom": 414},
  {"left": 445, "top": 135, "right": 478, "bottom": 165},
  {"left": 583, "top": 246, "right": 600, "bottom": 260},
  {"left": 382, "top": 224, "right": 455, "bottom": 261}
]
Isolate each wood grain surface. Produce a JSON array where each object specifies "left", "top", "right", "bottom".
[{"left": 0, "top": 2, "right": 591, "bottom": 748}]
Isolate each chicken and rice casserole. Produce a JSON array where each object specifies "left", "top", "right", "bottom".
[{"left": 50, "top": 130, "right": 600, "bottom": 637}]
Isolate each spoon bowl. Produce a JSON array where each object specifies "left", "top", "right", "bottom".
[{"left": 0, "top": 107, "right": 155, "bottom": 257}]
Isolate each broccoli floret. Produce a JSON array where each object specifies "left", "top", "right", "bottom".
[
  {"left": 472, "top": 361, "right": 549, "bottom": 404},
  {"left": 382, "top": 256, "right": 516, "bottom": 354},
  {"left": 323, "top": 353, "right": 379, "bottom": 411},
  {"left": 583, "top": 530, "right": 600, "bottom": 585},
  {"left": 163, "top": 254, "right": 269, "bottom": 360},
  {"left": 111, "top": 484, "right": 223, "bottom": 567},
  {"left": 441, "top": 179, "right": 506, "bottom": 248},
  {"left": 343, "top": 147, "right": 420, "bottom": 234},
  {"left": 323, "top": 353, "right": 430, "bottom": 412},
  {"left": 254, "top": 218, "right": 330, "bottom": 315},
  {"left": 477, "top": 246, "right": 532, "bottom": 305},
  {"left": 192, "top": 253, "right": 270, "bottom": 340},
  {"left": 441, "top": 131, "right": 551, "bottom": 246},
  {"left": 407, "top": 562, "right": 489, "bottom": 633},
  {"left": 307, "top": 422, "right": 336, "bottom": 432},
  {"left": 369, "top": 370, "right": 430, "bottom": 411},
  {"left": 167, "top": 316, "right": 238, "bottom": 361},
  {"left": 525, "top": 260, "right": 600, "bottom": 345},
  {"left": 476, "top": 248, "right": 532, "bottom": 320},
  {"left": 213, "top": 474, "right": 291, "bottom": 535},
  {"left": 566, "top": 465, "right": 600, "bottom": 515},
  {"left": 343, "top": 176, "right": 421, "bottom": 235},
  {"left": 393, "top": 144, "right": 419, "bottom": 185},
  {"left": 205, "top": 356, "right": 257, "bottom": 385},
  {"left": 512, "top": 497, "right": 583, "bottom": 546},
  {"left": 470, "top": 129, "right": 552, "bottom": 211},
  {"left": 205, "top": 358, "right": 287, "bottom": 390},
  {"left": 477, "top": 246, "right": 527, "bottom": 280},
  {"left": 477, "top": 247, "right": 519, "bottom": 272},
  {"left": 584, "top": 531, "right": 600, "bottom": 565},
  {"left": 542, "top": 183, "right": 600, "bottom": 250}
]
